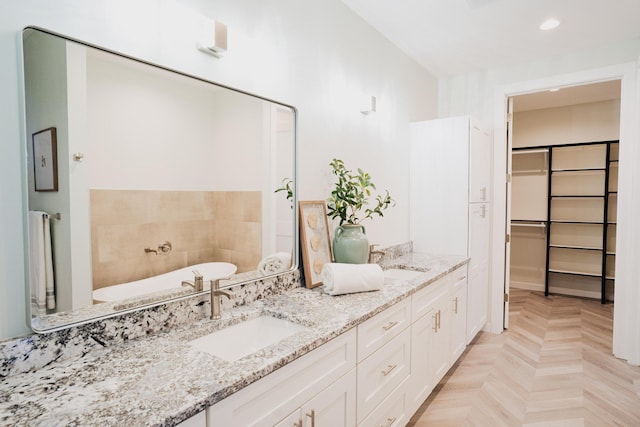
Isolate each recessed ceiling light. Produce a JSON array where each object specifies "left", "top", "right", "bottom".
[{"left": 539, "top": 18, "right": 560, "bottom": 31}]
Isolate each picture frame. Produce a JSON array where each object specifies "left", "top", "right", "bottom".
[
  {"left": 299, "top": 200, "right": 333, "bottom": 288},
  {"left": 32, "top": 127, "right": 58, "bottom": 192}
]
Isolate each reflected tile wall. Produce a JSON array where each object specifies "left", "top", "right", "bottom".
[{"left": 90, "top": 190, "right": 262, "bottom": 289}]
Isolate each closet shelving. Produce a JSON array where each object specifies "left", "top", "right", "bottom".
[{"left": 512, "top": 140, "right": 618, "bottom": 304}]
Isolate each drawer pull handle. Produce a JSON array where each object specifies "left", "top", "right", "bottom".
[
  {"left": 381, "top": 364, "right": 397, "bottom": 376},
  {"left": 382, "top": 320, "right": 398, "bottom": 331},
  {"left": 437, "top": 310, "right": 441, "bottom": 329},
  {"left": 432, "top": 312, "right": 438, "bottom": 332},
  {"left": 306, "top": 410, "right": 315, "bottom": 427},
  {"left": 382, "top": 417, "right": 397, "bottom": 427},
  {"left": 453, "top": 297, "right": 458, "bottom": 314}
]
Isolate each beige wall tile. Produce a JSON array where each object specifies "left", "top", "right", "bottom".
[{"left": 91, "top": 189, "right": 262, "bottom": 289}]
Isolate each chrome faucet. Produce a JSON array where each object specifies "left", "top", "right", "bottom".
[
  {"left": 210, "top": 278, "right": 234, "bottom": 320},
  {"left": 368, "top": 244, "right": 386, "bottom": 264},
  {"left": 181, "top": 270, "right": 204, "bottom": 292}
]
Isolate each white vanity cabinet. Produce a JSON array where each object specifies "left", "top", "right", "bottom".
[
  {"left": 207, "top": 328, "right": 356, "bottom": 426},
  {"left": 356, "top": 298, "right": 411, "bottom": 425}
]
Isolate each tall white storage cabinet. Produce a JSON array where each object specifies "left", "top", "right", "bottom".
[{"left": 410, "top": 116, "right": 492, "bottom": 344}]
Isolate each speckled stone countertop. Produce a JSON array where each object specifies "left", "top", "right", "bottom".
[{"left": 0, "top": 252, "right": 467, "bottom": 427}]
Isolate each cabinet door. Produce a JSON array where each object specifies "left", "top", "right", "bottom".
[
  {"left": 451, "top": 268, "right": 468, "bottom": 361},
  {"left": 300, "top": 369, "right": 356, "bottom": 427},
  {"left": 410, "top": 118, "right": 469, "bottom": 256},
  {"left": 467, "top": 204, "right": 489, "bottom": 343},
  {"left": 430, "top": 299, "right": 451, "bottom": 386},
  {"left": 408, "top": 309, "right": 434, "bottom": 416},
  {"left": 275, "top": 410, "right": 302, "bottom": 427},
  {"left": 469, "top": 121, "right": 492, "bottom": 203}
]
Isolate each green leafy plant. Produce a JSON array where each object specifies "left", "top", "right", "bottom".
[
  {"left": 326, "top": 158, "right": 395, "bottom": 225},
  {"left": 275, "top": 177, "right": 294, "bottom": 207}
]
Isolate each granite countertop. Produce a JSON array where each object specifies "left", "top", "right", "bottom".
[{"left": 0, "top": 252, "right": 468, "bottom": 427}]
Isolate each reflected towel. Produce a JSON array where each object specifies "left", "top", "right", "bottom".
[
  {"left": 320, "top": 263, "right": 383, "bottom": 296},
  {"left": 28, "top": 211, "right": 55, "bottom": 315},
  {"left": 258, "top": 252, "right": 291, "bottom": 275}
]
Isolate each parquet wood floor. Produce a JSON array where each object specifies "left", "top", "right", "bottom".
[{"left": 408, "top": 289, "right": 640, "bottom": 426}]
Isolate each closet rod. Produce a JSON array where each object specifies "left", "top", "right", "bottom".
[
  {"left": 511, "top": 221, "right": 546, "bottom": 228},
  {"left": 512, "top": 148, "right": 549, "bottom": 155}
]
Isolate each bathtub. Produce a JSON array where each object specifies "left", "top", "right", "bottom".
[{"left": 92, "top": 262, "right": 237, "bottom": 303}]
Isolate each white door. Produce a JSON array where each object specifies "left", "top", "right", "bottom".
[
  {"left": 504, "top": 97, "right": 514, "bottom": 328},
  {"left": 301, "top": 369, "right": 356, "bottom": 427}
]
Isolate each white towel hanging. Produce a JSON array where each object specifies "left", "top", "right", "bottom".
[{"left": 28, "top": 211, "right": 56, "bottom": 315}]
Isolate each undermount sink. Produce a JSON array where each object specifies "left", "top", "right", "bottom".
[
  {"left": 384, "top": 268, "right": 425, "bottom": 281},
  {"left": 188, "top": 315, "right": 309, "bottom": 362}
]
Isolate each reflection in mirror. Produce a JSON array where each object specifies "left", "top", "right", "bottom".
[{"left": 22, "top": 28, "right": 296, "bottom": 332}]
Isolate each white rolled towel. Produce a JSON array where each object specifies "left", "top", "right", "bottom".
[
  {"left": 320, "top": 263, "right": 384, "bottom": 296},
  {"left": 258, "top": 252, "right": 292, "bottom": 275}
]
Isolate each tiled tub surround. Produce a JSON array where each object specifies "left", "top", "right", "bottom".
[
  {"left": 0, "top": 251, "right": 467, "bottom": 426},
  {"left": 91, "top": 189, "right": 262, "bottom": 289}
]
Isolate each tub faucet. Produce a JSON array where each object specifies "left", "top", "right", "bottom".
[
  {"left": 369, "top": 244, "right": 386, "bottom": 264},
  {"left": 210, "top": 278, "right": 234, "bottom": 320},
  {"left": 181, "top": 270, "right": 204, "bottom": 292}
]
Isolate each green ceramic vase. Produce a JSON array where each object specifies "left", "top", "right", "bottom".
[{"left": 332, "top": 224, "right": 369, "bottom": 264}]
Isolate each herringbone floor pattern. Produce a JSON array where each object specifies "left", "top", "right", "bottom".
[{"left": 408, "top": 289, "right": 640, "bottom": 426}]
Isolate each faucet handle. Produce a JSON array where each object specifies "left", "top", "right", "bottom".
[{"left": 212, "top": 277, "right": 231, "bottom": 290}]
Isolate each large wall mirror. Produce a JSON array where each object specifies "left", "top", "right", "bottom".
[{"left": 22, "top": 28, "right": 297, "bottom": 332}]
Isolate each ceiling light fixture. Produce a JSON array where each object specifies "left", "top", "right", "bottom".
[{"left": 539, "top": 17, "right": 560, "bottom": 31}]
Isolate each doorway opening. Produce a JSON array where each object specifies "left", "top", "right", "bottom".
[{"left": 505, "top": 80, "right": 621, "bottom": 328}]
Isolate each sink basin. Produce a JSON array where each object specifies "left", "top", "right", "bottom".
[
  {"left": 384, "top": 268, "right": 424, "bottom": 281},
  {"left": 188, "top": 316, "right": 309, "bottom": 362}
]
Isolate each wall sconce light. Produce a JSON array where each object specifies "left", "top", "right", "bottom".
[
  {"left": 197, "top": 20, "right": 227, "bottom": 58},
  {"left": 361, "top": 95, "right": 377, "bottom": 115}
]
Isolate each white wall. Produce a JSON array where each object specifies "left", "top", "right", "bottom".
[
  {"left": 438, "top": 38, "right": 640, "bottom": 124},
  {"left": 0, "top": 0, "right": 438, "bottom": 340},
  {"left": 513, "top": 100, "right": 620, "bottom": 148}
]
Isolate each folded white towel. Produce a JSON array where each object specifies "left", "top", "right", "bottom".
[
  {"left": 258, "top": 252, "right": 292, "bottom": 275},
  {"left": 320, "top": 263, "right": 384, "bottom": 296},
  {"left": 28, "top": 211, "right": 56, "bottom": 315}
]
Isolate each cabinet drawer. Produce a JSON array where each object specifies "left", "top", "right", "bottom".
[
  {"left": 411, "top": 275, "right": 450, "bottom": 321},
  {"left": 358, "top": 377, "right": 409, "bottom": 427},
  {"left": 357, "top": 327, "right": 411, "bottom": 423},
  {"left": 208, "top": 328, "right": 356, "bottom": 427},
  {"left": 357, "top": 298, "right": 410, "bottom": 362},
  {"left": 452, "top": 265, "right": 468, "bottom": 293}
]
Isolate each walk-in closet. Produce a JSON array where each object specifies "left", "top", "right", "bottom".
[{"left": 508, "top": 81, "right": 621, "bottom": 303}]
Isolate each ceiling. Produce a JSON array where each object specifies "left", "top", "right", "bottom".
[{"left": 340, "top": 0, "right": 640, "bottom": 78}]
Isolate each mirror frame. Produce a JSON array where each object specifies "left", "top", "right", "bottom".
[{"left": 20, "top": 26, "right": 299, "bottom": 333}]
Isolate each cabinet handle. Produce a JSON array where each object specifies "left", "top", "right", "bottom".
[
  {"left": 381, "top": 364, "right": 397, "bottom": 376},
  {"left": 294, "top": 420, "right": 302, "bottom": 427},
  {"left": 437, "top": 310, "right": 441, "bottom": 329},
  {"left": 457, "top": 275, "right": 466, "bottom": 281},
  {"left": 382, "top": 320, "right": 398, "bottom": 331},
  {"left": 480, "top": 187, "right": 487, "bottom": 201},
  {"left": 453, "top": 297, "right": 458, "bottom": 314},
  {"left": 481, "top": 205, "right": 487, "bottom": 218},
  {"left": 432, "top": 313, "right": 438, "bottom": 332},
  {"left": 383, "top": 417, "right": 397, "bottom": 427},
  {"left": 306, "top": 410, "right": 315, "bottom": 427}
]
